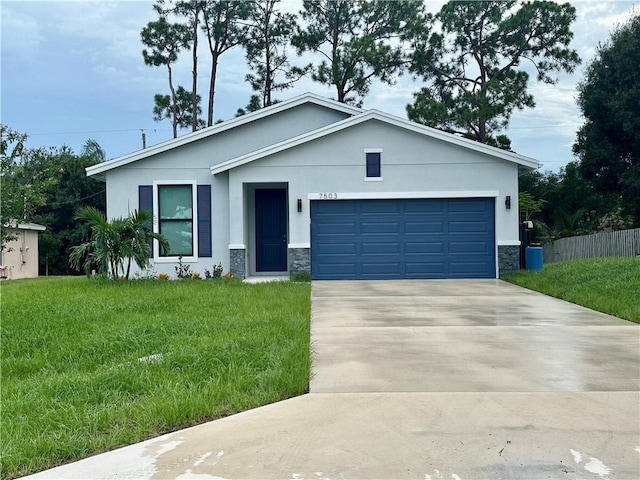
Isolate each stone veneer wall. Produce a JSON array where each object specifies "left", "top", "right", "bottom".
[
  {"left": 288, "top": 248, "right": 310, "bottom": 275},
  {"left": 498, "top": 245, "right": 520, "bottom": 274},
  {"left": 229, "top": 248, "right": 246, "bottom": 279}
]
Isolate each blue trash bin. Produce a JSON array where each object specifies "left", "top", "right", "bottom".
[{"left": 525, "top": 246, "right": 544, "bottom": 271}]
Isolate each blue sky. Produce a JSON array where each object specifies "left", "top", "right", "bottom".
[{"left": 1, "top": 0, "right": 637, "bottom": 171}]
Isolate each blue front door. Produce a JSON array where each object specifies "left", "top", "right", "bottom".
[{"left": 255, "top": 188, "right": 288, "bottom": 272}]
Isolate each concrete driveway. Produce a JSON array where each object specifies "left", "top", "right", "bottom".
[{"left": 23, "top": 280, "right": 639, "bottom": 480}]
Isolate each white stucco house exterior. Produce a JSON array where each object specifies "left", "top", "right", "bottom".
[{"left": 87, "top": 93, "right": 540, "bottom": 280}]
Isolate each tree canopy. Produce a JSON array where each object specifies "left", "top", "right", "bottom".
[
  {"left": 141, "top": 15, "right": 193, "bottom": 138},
  {"left": 243, "top": 0, "right": 303, "bottom": 108},
  {"left": 1, "top": 126, "right": 37, "bottom": 251},
  {"left": 406, "top": 0, "right": 580, "bottom": 148},
  {"left": 573, "top": 13, "right": 640, "bottom": 225},
  {"left": 201, "top": 0, "right": 253, "bottom": 125},
  {"left": 293, "top": 0, "right": 422, "bottom": 105}
]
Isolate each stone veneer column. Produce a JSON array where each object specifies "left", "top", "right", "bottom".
[
  {"left": 229, "top": 248, "right": 246, "bottom": 279},
  {"left": 498, "top": 245, "right": 520, "bottom": 275},
  {"left": 288, "top": 248, "right": 310, "bottom": 276}
]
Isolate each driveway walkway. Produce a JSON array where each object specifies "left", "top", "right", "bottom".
[{"left": 23, "top": 280, "right": 639, "bottom": 480}]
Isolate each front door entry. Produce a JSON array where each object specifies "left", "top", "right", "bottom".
[{"left": 255, "top": 188, "right": 287, "bottom": 272}]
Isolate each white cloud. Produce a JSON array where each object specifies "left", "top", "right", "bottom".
[{"left": 0, "top": 4, "right": 45, "bottom": 56}]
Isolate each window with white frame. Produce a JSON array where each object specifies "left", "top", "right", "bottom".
[
  {"left": 365, "top": 149, "right": 382, "bottom": 178},
  {"left": 158, "top": 184, "right": 194, "bottom": 257}
]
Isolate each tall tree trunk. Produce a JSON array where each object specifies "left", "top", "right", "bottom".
[
  {"left": 478, "top": 117, "right": 487, "bottom": 143},
  {"left": 168, "top": 64, "right": 178, "bottom": 138},
  {"left": 208, "top": 56, "right": 218, "bottom": 126},
  {"left": 263, "top": 3, "right": 272, "bottom": 107},
  {"left": 191, "top": 5, "right": 199, "bottom": 132},
  {"left": 264, "top": 47, "right": 272, "bottom": 106}
]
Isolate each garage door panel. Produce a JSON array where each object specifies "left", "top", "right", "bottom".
[
  {"left": 361, "top": 262, "right": 401, "bottom": 275},
  {"left": 450, "top": 261, "right": 494, "bottom": 275},
  {"left": 360, "top": 200, "right": 402, "bottom": 215},
  {"left": 449, "top": 221, "right": 492, "bottom": 233},
  {"left": 314, "top": 200, "right": 357, "bottom": 215},
  {"left": 361, "top": 242, "right": 400, "bottom": 255},
  {"left": 315, "top": 223, "right": 357, "bottom": 235},
  {"left": 405, "top": 242, "right": 444, "bottom": 254},
  {"left": 404, "top": 200, "right": 445, "bottom": 214},
  {"left": 314, "top": 263, "right": 357, "bottom": 276},
  {"left": 311, "top": 198, "right": 495, "bottom": 280},
  {"left": 449, "top": 241, "right": 491, "bottom": 254},
  {"left": 360, "top": 222, "right": 401, "bottom": 234},
  {"left": 315, "top": 243, "right": 357, "bottom": 255},
  {"left": 405, "top": 262, "right": 446, "bottom": 275},
  {"left": 449, "top": 199, "right": 492, "bottom": 213},
  {"left": 405, "top": 221, "right": 444, "bottom": 234}
]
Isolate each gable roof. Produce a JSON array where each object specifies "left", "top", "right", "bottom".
[
  {"left": 210, "top": 109, "right": 541, "bottom": 175},
  {"left": 86, "top": 93, "right": 363, "bottom": 178}
]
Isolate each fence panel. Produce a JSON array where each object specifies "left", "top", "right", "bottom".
[{"left": 543, "top": 228, "right": 640, "bottom": 263}]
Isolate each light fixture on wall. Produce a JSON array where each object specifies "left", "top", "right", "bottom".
[
  {"left": 505, "top": 195, "right": 511, "bottom": 210},
  {"left": 297, "top": 198, "right": 302, "bottom": 213}
]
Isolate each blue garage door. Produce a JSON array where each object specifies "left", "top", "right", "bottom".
[{"left": 311, "top": 198, "right": 496, "bottom": 280}]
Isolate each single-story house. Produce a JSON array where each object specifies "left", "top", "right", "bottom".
[
  {"left": 87, "top": 93, "right": 540, "bottom": 280},
  {"left": 1, "top": 222, "right": 46, "bottom": 280}
]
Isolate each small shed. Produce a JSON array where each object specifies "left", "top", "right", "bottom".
[{"left": 1, "top": 223, "right": 46, "bottom": 280}]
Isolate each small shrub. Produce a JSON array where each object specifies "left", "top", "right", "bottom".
[
  {"left": 204, "top": 263, "right": 224, "bottom": 279},
  {"left": 212, "top": 263, "right": 224, "bottom": 278},
  {"left": 175, "top": 256, "right": 192, "bottom": 279},
  {"left": 157, "top": 272, "right": 170, "bottom": 280},
  {"left": 191, "top": 272, "right": 201, "bottom": 280},
  {"left": 223, "top": 272, "right": 234, "bottom": 279}
]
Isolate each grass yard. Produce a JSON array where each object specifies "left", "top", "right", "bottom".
[
  {"left": 0, "top": 277, "right": 311, "bottom": 479},
  {"left": 503, "top": 256, "right": 640, "bottom": 323}
]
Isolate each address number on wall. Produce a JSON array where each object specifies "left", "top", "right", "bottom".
[{"left": 319, "top": 193, "right": 338, "bottom": 200}]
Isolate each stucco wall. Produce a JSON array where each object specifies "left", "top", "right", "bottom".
[
  {"left": 102, "top": 112, "right": 523, "bottom": 278},
  {"left": 102, "top": 104, "right": 352, "bottom": 277},
  {"left": 1, "top": 228, "right": 41, "bottom": 280},
  {"left": 226, "top": 119, "right": 520, "bottom": 251}
]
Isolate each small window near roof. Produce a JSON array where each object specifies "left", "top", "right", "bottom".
[{"left": 366, "top": 152, "right": 381, "bottom": 178}]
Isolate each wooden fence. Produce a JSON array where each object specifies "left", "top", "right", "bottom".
[{"left": 543, "top": 228, "right": 640, "bottom": 263}]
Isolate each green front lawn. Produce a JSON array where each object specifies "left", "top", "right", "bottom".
[
  {"left": 0, "top": 277, "right": 311, "bottom": 479},
  {"left": 503, "top": 256, "right": 640, "bottom": 323}
]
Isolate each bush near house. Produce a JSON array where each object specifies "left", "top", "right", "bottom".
[{"left": 0, "top": 277, "right": 311, "bottom": 479}]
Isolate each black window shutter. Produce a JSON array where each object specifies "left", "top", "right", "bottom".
[
  {"left": 197, "top": 185, "right": 212, "bottom": 257},
  {"left": 138, "top": 185, "right": 153, "bottom": 258}
]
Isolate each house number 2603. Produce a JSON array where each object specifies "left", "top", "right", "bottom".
[{"left": 319, "top": 193, "right": 338, "bottom": 200}]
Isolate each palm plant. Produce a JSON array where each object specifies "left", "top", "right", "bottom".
[
  {"left": 553, "top": 207, "right": 587, "bottom": 238},
  {"left": 120, "top": 209, "right": 169, "bottom": 280},
  {"left": 69, "top": 207, "right": 169, "bottom": 280}
]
